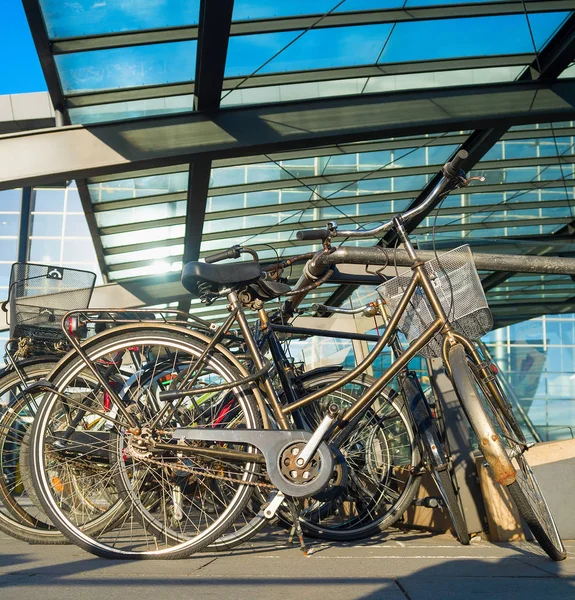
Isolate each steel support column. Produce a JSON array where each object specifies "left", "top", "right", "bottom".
[
  {"left": 178, "top": 0, "right": 234, "bottom": 312},
  {"left": 17, "top": 187, "right": 32, "bottom": 263}
]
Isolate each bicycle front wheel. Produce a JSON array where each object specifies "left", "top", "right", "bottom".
[
  {"left": 448, "top": 343, "right": 566, "bottom": 561},
  {"left": 29, "top": 327, "right": 262, "bottom": 559}
]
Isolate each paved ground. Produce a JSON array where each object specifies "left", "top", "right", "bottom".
[{"left": 0, "top": 528, "right": 573, "bottom": 600}]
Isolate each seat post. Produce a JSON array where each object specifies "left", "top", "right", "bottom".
[{"left": 227, "top": 290, "right": 289, "bottom": 430}]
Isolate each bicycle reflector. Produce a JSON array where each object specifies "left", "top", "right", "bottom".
[{"left": 64, "top": 315, "right": 88, "bottom": 339}]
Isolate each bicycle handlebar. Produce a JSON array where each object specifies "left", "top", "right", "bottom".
[
  {"left": 443, "top": 148, "right": 468, "bottom": 177},
  {"left": 295, "top": 149, "right": 469, "bottom": 242}
]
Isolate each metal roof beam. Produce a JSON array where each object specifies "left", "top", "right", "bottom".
[
  {"left": 21, "top": 0, "right": 67, "bottom": 118},
  {"left": 521, "top": 13, "right": 575, "bottom": 80},
  {"left": 50, "top": 2, "right": 575, "bottom": 54},
  {"left": 181, "top": 0, "right": 233, "bottom": 273},
  {"left": 3, "top": 79, "right": 575, "bottom": 190},
  {"left": 76, "top": 178, "right": 110, "bottom": 281}
]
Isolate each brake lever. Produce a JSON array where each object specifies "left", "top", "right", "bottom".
[{"left": 459, "top": 175, "right": 485, "bottom": 187}]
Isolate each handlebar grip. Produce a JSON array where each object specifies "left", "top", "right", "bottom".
[
  {"left": 205, "top": 247, "right": 241, "bottom": 264},
  {"left": 443, "top": 149, "right": 468, "bottom": 178},
  {"left": 296, "top": 229, "right": 330, "bottom": 241}
]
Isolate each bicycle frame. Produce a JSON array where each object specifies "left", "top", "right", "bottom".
[
  {"left": 155, "top": 220, "right": 456, "bottom": 439},
  {"left": 51, "top": 219, "right": 472, "bottom": 481}
]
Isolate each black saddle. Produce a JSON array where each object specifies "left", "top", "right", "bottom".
[
  {"left": 181, "top": 261, "right": 291, "bottom": 300},
  {"left": 182, "top": 261, "right": 263, "bottom": 297}
]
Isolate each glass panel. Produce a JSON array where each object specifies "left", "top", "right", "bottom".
[
  {"left": 0, "top": 189, "right": 22, "bottom": 212},
  {"left": 106, "top": 244, "right": 184, "bottom": 266},
  {"left": 29, "top": 239, "right": 62, "bottom": 263},
  {"left": 220, "top": 67, "right": 536, "bottom": 110},
  {"left": 109, "top": 260, "right": 183, "bottom": 281},
  {"left": 225, "top": 13, "right": 568, "bottom": 77},
  {"left": 95, "top": 202, "right": 186, "bottom": 228},
  {"left": 225, "top": 25, "right": 392, "bottom": 77},
  {"left": 62, "top": 239, "right": 97, "bottom": 263},
  {"left": 0, "top": 214, "right": 20, "bottom": 237},
  {"left": 0, "top": 263, "right": 12, "bottom": 288},
  {"left": 89, "top": 171, "right": 188, "bottom": 202},
  {"left": 0, "top": 239, "right": 18, "bottom": 261},
  {"left": 56, "top": 41, "right": 197, "bottom": 93},
  {"left": 209, "top": 144, "right": 453, "bottom": 189},
  {"left": 40, "top": 0, "right": 201, "bottom": 38},
  {"left": 34, "top": 189, "right": 65, "bottom": 212},
  {"left": 69, "top": 95, "right": 195, "bottom": 125},
  {"left": 363, "top": 66, "right": 524, "bottom": 94},
  {"left": 375, "top": 14, "right": 568, "bottom": 63},
  {"left": 31, "top": 214, "right": 64, "bottom": 237},
  {"left": 101, "top": 225, "right": 185, "bottom": 249},
  {"left": 232, "top": 1, "right": 507, "bottom": 21},
  {"left": 64, "top": 214, "right": 91, "bottom": 237}
]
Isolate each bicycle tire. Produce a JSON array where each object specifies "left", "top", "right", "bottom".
[
  {"left": 431, "top": 468, "right": 469, "bottom": 545},
  {"left": 448, "top": 343, "right": 566, "bottom": 561},
  {"left": 29, "top": 327, "right": 262, "bottom": 559},
  {"left": 0, "top": 360, "right": 69, "bottom": 544},
  {"left": 289, "top": 372, "right": 422, "bottom": 542}
]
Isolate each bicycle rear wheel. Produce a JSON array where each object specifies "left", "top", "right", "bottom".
[
  {"left": 448, "top": 343, "right": 566, "bottom": 561},
  {"left": 289, "top": 372, "right": 421, "bottom": 541},
  {"left": 29, "top": 327, "right": 262, "bottom": 559}
]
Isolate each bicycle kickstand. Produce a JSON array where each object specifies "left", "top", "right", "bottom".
[{"left": 286, "top": 497, "right": 311, "bottom": 557}]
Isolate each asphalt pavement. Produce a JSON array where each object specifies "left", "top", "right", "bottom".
[{"left": 0, "top": 528, "right": 573, "bottom": 600}]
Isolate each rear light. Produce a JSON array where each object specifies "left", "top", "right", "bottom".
[{"left": 64, "top": 315, "right": 87, "bottom": 338}]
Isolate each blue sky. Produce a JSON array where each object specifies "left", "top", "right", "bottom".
[{"left": 0, "top": 0, "right": 46, "bottom": 94}]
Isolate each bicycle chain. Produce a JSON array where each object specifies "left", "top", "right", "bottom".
[{"left": 124, "top": 446, "right": 277, "bottom": 490}]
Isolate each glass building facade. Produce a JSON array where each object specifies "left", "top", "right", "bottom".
[
  {"left": 484, "top": 314, "right": 575, "bottom": 442},
  {"left": 0, "top": 185, "right": 101, "bottom": 352}
]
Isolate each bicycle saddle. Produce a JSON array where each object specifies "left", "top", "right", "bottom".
[{"left": 181, "top": 261, "right": 263, "bottom": 297}]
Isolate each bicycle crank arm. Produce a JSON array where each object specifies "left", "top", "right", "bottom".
[
  {"left": 172, "top": 428, "right": 334, "bottom": 498},
  {"left": 263, "top": 491, "right": 285, "bottom": 519}
]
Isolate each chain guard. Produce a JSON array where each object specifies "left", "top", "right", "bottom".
[{"left": 172, "top": 428, "right": 334, "bottom": 498}]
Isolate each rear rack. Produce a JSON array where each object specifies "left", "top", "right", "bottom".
[{"left": 64, "top": 308, "right": 214, "bottom": 331}]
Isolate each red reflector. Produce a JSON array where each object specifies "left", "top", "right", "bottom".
[
  {"left": 490, "top": 363, "right": 499, "bottom": 374},
  {"left": 65, "top": 316, "right": 74, "bottom": 335}
]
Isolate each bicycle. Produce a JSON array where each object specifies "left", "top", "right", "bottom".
[
  {"left": 27, "top": 150, "right": 566, "bottom": 560},
  {"left": 0, "top": 262, "right": 97, "bottom": 543}
]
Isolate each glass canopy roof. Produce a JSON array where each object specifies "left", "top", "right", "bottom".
[{"left": 22, "top": 0, "right": 575, "bottom": 325}]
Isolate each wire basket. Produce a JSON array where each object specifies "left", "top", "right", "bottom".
[
  {"left": 8, "top": 263, "right": 96, "bottom": 343},
  {"left": 377, "top": 245, "right": 493, "bottom": 358}
]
